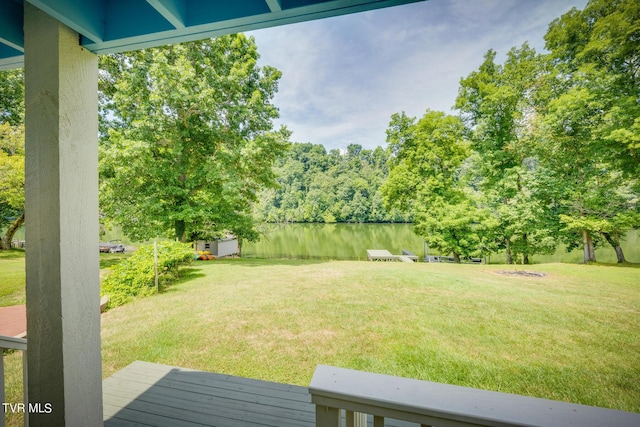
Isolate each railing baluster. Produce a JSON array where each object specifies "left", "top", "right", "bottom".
[
  {"left": 22, "top": 350, "right": 28, "bottom": 427},
  {"left": 0, "top": 336, "right": 28, "bottom": 427},
  {"left": 345, "top": 411, "right": 366, "bottom": 427},
  {"left": 1, "top": 351, "right": 5, "bottom": 427}
]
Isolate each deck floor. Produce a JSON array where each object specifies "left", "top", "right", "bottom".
[
  {"left": 103, "top": 361, "right": 418, "bottom": 427},
  {"left": 103, "top": 361, "right": 314, "bottom": 427}
]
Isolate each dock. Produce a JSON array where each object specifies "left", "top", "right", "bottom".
[{"left": 367, "top": 250, "right": 415, "bottom": 263}]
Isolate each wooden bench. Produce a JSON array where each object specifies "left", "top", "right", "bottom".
[{"left": 309, "top": 365, "right": 640, "bottom": 427}]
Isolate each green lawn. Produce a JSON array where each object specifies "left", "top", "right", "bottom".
[
  {"left": 1, "top": 253, "right": 639, "bottom": 418},
  {"left": 100, "top": 259, "right": 640, "bottom": 413},
  {"left": 0, "top": 250, "right": 27, "bottom": 306}
]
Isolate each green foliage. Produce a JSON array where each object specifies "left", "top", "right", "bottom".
[
  {"left": 256, "top": 142, "right": 409, "bottom": 223},
  {"left": 534, "top": 0, "right": 640, "bottom": 262},
  {"left": 0, "top": 124, "right": 24, "bottom": 208},
  {"left": 0, "top": 123, "right": 25, "bottom": 249},
  {"left": 443, "top": 0, "right": 640, "bottom": 264},
  {"left": 456, "top": 44, "right": 559, "bottom": 263},
  {"left": 101, "top": 241, "right": 193, "bottom": 308},
  {"left": 99, "top": 35, "right": 289, "bottom": 243},
  {"left": 382, "top": 110, "right": 483, "bottom": 261},
  {"left": 0, "top": 69, "right": 24, "bottom": 126}
]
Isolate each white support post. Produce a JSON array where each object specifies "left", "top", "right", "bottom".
[{"left": 24, "top": 3, "right": 102, "bottom": 426}]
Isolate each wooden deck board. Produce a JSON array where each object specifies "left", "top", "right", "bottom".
[
  {"left": 103, "top": 361, "right": 418, "bottom": 427},
  {"left": 103, "top": 361, "right": 314, "bottom": 427}
]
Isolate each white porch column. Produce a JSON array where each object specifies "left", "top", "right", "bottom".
[{"left": 24, "top": 3, "right": 102, "bottom": 426}]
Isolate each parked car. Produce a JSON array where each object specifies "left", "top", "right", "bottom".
[
  {"left": 109, "top": 242, "right": 126, "bottom": 253},
  {"left": 99, "top": 240, "right": 125, "bottom": 253}
]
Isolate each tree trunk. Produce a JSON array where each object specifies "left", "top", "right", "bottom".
[
  {"left": 452, "top": 252, "right": 461, "bottom": 263},
  {"left": 174, "top": 219, "right": 186, "bottom": 242},
  {"left": 602, "top": 232, "right": 625, "bottom": 263},
  {"left": 582, "top": 229, "right": 596, "bottom": 263},
  {"left": 505, "top": 239, "right": 512, "bottom": 264},
  {"left": 522, "top": 233, "right": 529, "bottom": 265},
  {"left": 0, "top": 211, "right": 25, "bottom": 250}
]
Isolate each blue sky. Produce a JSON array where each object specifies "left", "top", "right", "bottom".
[{"left": 247, "top": 0, "right": 589, "bottom": 151}]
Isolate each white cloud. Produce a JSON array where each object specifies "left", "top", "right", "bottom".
[{"left": 247, "top": 0, "right": 589, "bottom": 151}]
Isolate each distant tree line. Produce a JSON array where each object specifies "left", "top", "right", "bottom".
[{"left": 255, "top": 142, "right": 411, "bottom": 223}]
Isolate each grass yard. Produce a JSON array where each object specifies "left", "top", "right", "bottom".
[
  {"left": 0, "top": 250, "right": 27, "bottom": 306},
  {"left": 100, "top": 259, "right": 640, "bottom": 413},
  {"left": 1, "top": 252, "right": 639, "bottom": 420}
]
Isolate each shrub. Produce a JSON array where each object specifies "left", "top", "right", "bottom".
[{"left": 102, "top": 241, "right": 193, "bottom": 308}]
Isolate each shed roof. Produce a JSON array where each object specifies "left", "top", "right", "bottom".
[{"left": 1, "top": 0, "right": 425, "bottom": 69}]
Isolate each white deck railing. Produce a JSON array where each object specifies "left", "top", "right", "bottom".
[
  {"left": 0, "top": 335, "right": 27, "bottom": 427},
  {"left": 309, "top": 364, "right": 640, "bottom": 427}
]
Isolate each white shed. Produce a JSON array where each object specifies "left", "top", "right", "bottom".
[{"left": 196, "top": 238, "right": 239, "bottom": 258}]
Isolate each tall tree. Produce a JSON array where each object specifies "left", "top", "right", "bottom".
[
  {"left": 0, "top": 69, "right": 25, "bottom": 250},
  {"left": 0, "top": 123, "right": 24, "bottom": 250},
  {"left": 99, "top": 35, "right": 289, "bottom": 242},
  {"left": 545, "top": 0, "right": 639, "bottom": 175},
  {"left": 456, "top": 45, "right": 557, "bottom": 264},
  {"left": 537, "top": 0, "right": 640, "bottom": 262},
  {"left": 382, "top": 110, "right": 485, "bottom": 262}
]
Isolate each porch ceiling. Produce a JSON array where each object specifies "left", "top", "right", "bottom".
[{"left": 0, "top": 0, "right": 426, "bottom": 70}]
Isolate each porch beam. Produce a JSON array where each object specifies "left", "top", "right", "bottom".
[
  {"left": 24, "top": 3, "right": 102, "bottom": 425},
  {"left": 0, "top": 0, "right": 24, "bottom": 52},
  {"left": 265, "top": 0, "right": 283, "bottom": 13},
  {"left": 146, "top": 0, "right": 187, "bottom": 29}
]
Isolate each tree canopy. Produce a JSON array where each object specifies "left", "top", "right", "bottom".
[
  {"left": 0, "top": 123, "right": 25, "bottom": 249},
  {"left": 99, "top": 35, "right": 289, "bottom": 243},
  {"left": 379, "top": 0, "right": 639, "bottom": 263},
  {"left": 0, "top": 69, "right": 25, "bottom": 250},
  {"left": 381, "top": 110, "right": 487, "bottom": 262},
  {"left": 255, "top": 142, "right": 409, "bottom": 224}
]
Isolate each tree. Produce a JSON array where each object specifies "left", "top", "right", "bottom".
[
  {"left": 0, "top": 69, "right": 25, "bottom": 250},
  {"left": 456, "top": 45, "right": 557, "bottom": 264},
  {"left": 99, "top": 35, "right": 289, "bottom": 242},
  {"left": 0, "top": 69, "right": 24, "bottom": 126},
  {"left": 382, "top": 110, "right": 484, "bottom": 262},
  {"left": 536, "top": 0, "right": 640, "bottom": 262},
  {"left": 544, "top": 0, "right": 640, "bottom": 175},
  {"left": 0, "top": 123, "right": 25, "bottom": 250}
]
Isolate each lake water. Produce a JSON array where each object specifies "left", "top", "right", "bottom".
[
  {"left": 7, "top": 222, "right": 637, "bottom": 263},
  {"left": 243, "top": 223, "right": 426, "bottom": 261},
  {"left": 243, "top": 223, "right": 640, "bottom": 264}
]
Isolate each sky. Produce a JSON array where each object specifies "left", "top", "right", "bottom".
[{"left": 246, "top": 0, "right": 589, "bottom": 151}]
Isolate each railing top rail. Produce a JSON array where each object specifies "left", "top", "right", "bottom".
[
  {"left": 309, "top": 365, "right": 640, "bottom": 427},
  {"left": 0, "top": 335, "right": 27, "bottom": 351}
]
